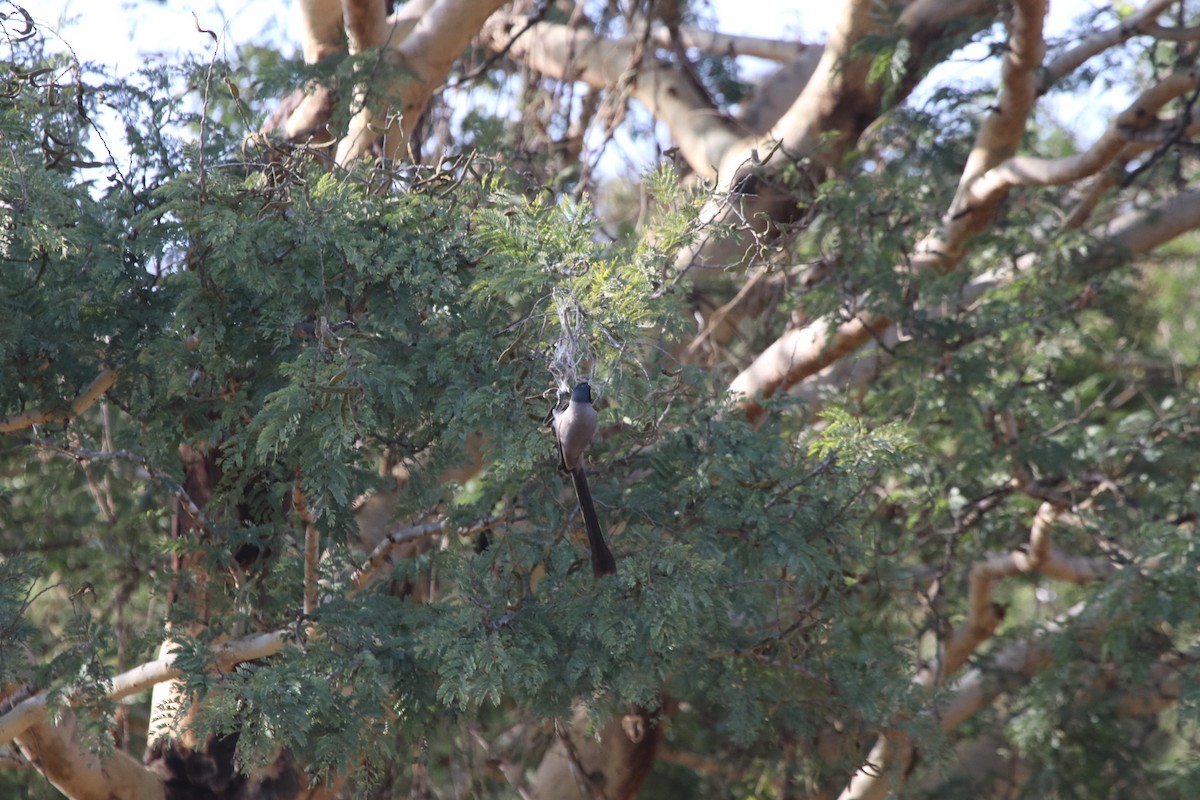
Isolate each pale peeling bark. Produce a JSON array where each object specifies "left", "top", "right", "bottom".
[
  {"left": 337, "top": 0, "right": 400, "bottom": 165},
  {"left": 344, "top": 0, "right": 389, "bottom": 52},
  {"left": 787, "top": 258, "right": 1029, "bottom": 410},
  {"left": 949, "top": 0, "right": 1047, "bottom": 212},
  {"left": 761, "top": 0, "right": 894, "bottom": 168},
  {"left": 481, "top": 12, "right": 822, "bottom": 175},
  {"left": 675, "top": 0, "right": 897, "bottom": 272},
  {"left": 335, "top": 0, "right": 509, "bottom": 165},
  {"left": 651, "top": 24, "right": 813, "bottom": 63},
  {"left": 0, "top": 369, "right": 117, "bottom": 434},
  {"left": 732, "top": 176, "right": 1200, "bottom": 420},
  {"left": 675, "top": 0, "right": 995, "bottom": 273},
  {"left": 730, "top": 0, "right": 1047, "bottom": 418},
  {"left": 146, "top": 638, "right": 194, "bottom": 750},
  {"left": 736, "top": 49, "right": 824, "bottom": 135},
  {"left": 15, "top": 710, "right": 165, "bottom": 800},
  {"left": 972, "top": 67, "right": 1200, "bottom": 194},
  {"left": 529, "top": 705, "right": 663, "bottom": 800},
  {"left": 786, "top": 66, "right": 1200, "bottom": 412},
  {"left": 1041, "top": 0, "right": 1178, "bottom": 88},
  {"left": 1099, "top": 187, "right": 1200, "bottom": 257},
  {"left": 0, "top": 631, "right": 288, "bottom": 748},
  {"left": 837, "top": 504, "right": 1076, "bottom": 800},
  {"left": 836, "top": 484, "right": 1192, "bottom": 799},
  {"left": 483, "top": 15, "right": 743, "bottom": 179},
  {"left": 2, "top": 634, "right": 290, "bottom": 800},
  {"left": 286, "top": 0, "right": 503, "bottom": 163},
  {"left": 297, "top": 0, "right": 345, "bottom": 63}
]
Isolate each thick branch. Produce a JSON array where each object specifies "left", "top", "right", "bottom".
[
  {"left": 0, "top": 631, "right": 288, "bottom": 747},
  {"left": 929, "top": 504, "right": 1117, "bottom": 684},
  {"left": 351, "top": 515, "right": 504, "bottom": 593},
  {"left": 970, "top": 66, "right": 1200, "bottom": 200},
  {"left": 296, "top": 0, "right": 345, "bottom": 63},
  {"left": 789, "top": 72, "right": 1200, "bottom": 411},
  {"left": 737, "top": 50, "right": 824, "bottom": 135},
  {"left": 1101, "top": 187, "right": 1200, "bottom": 256},
  {"left": 840, "top": 498, "right": 1118, "bottom": 799},
  {"left": 731, "top": 0, "right": 1045, "bottom": 418},
  {"left": 732, "top": 182, "right": 1200, "bottom": 418},
  {"left": 344, "top": 0, "right": 389, "bottom": 52},
  {"left": 0, "top": 369, "right": 118, "bottom": 434},
  {"left": 650, "top": 24, "right": 813, "bottom": 62},
  {"left": 294, "top": 484, "right": 320, "bottom": 618},
  {"left": 483, "top": 15, "right": 743, "bottom": 178},
  {"left": 1041, "top": 0, "right": 1179, "bottom": 89},
  {"left": 677, "top": 0, "right": 994, "bottom": 272},
  {"left": 788, "top": 259, "right": 1030, "bottom": 410},
  {"left": 336, "top": 0, "right": 508, "bottom": 165},
  {"left": 15, "top": 709, "right": 164, "bottom": 800},
  {"left": 950, "top": 0, "right": 1048, "bottom": 211}
]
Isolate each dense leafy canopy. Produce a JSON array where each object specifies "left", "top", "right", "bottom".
[{"left": 3, "top": 1, "right": 1200, "bottom": 799}]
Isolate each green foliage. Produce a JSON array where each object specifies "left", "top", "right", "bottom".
[
  {"left": 0, "top": 555, "right": 40, "bottom": 684},
  {"left": 4, "top": 5, "right": 1200, "bottom": 800},
  {"left": 0, "top": 20, "right": 924, "bottom": 796}
]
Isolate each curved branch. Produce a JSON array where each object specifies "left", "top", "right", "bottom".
[
  {"left": 1101, "top": 187, "right": 1200, "bottom": 255},
  {"left": 970, "top": 66, "right": 1200, "bottom": 200},
  {"left": 676, "top": 0, "right": 995, "bottom": 272},
  {"left": 344, "top": 0, "right": 389, "bottom": 53},
  {"left": 483, "top": 15, "right": 743, "bottom": 178},
  {"left": 839, "top": 499, "right": 1113, "bottom": 800},
  {"left": 737, "top": 50, "right": 824, "bottom": 135},
  {"left": 15, "top": 709, "right": 165, "bottom": 800},
  {"left": 731, "top": 0, "right": 1049, "bottom": 419},
  {"left": 650, "top": 24, "right": 814, "bottom": 62},
  {"left": 732, "top": 182, "right": 1200, "bottom": 419},
  {"left": 950, "top": 0, "right": 1048, "bottom": 211},
  {"left": 0, "top": 631, "right": 288, "bottom": 748},
  {"left": 1041, "top": 0, "right": 1180, "bottom": 90},
  {"left": 0, "top": 368, "right": 118, "bottom": 434},
  {"left": 296, "top": 0, "right": 345, "bottom": 63},
  {"left": 786, "top": 73, "right": 1200, "bottom": 412},
  {"left": 336, "top": 0, "right": 509, "bottom": 165}
]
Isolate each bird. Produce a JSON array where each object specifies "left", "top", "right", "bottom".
[{"left": 552, "top": 382, "right": 618, "bottom": 578}]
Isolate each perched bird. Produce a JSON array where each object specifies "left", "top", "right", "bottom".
[{"left": 552, "top": 382, "right": 618, "bottom": 578}]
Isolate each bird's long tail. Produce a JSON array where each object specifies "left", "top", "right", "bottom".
[{"left": 570, "top": 465, "right": 617, "bottom": 578}]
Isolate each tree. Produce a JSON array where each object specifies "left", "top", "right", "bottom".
[{"left": 3, "top": 0, "right": 1200, "bottom": 797}]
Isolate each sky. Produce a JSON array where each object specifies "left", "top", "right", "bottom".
[
  {"left": 34, "top": 0, "right": 1107, "bottom": 68},
  {"left": 31, "top": 0, "right": 1124, "bottom": 170},
  {"left": 35, "top": 0, "right": 811, "bottom": 69}
]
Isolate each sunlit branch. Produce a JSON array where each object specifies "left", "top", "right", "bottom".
[
  {"left": 15, "top": 709, "right": 165, "bottom": 800},
  {"left": 294, "top": 483, "right": 321, "bottom": 620},
  {"left": 483, "top": 14, "right": 743, "bottom": 178},
  {"left": 732, "top": 0, "right": 1050, "bottom": 421},
  {"left": 296, "top": 0, "right": 344, "bottom": 63},
  {"left": 0, "top": 368, "right": 118, "bottom": 434},
  {"left": 950, "top": 0, "right": 1047, "bottom": 209},
  {"left": 336, "top": 0, "right": 508, "bottom": 165},
  {"left": 839, "top": 497, "right": 1112, "bottom": 800},
  {"left": 649, "top": 23, "right": 814, "bottom": 62},
  {"left": 970, "top": 67, "right": 1200, "bottom": 200},
  {"left": 1041, "top": 0, "right": 1180, "bottom": 89},
  {"left": 0, "top": 631, "right": 289, "bottom": 748},
  {"left": 350, "top": 515, "right": 507, "bottom": 593}
]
